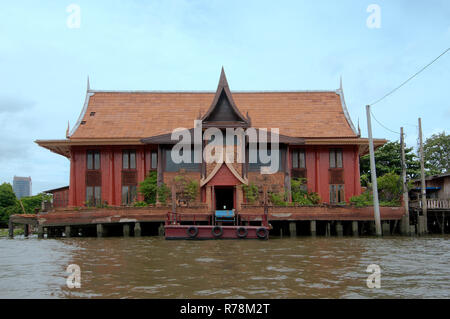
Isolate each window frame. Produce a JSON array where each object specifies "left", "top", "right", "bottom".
[
  {"left": 291, "top": 149, "right": 306, "bottom": 169},
  {"left": 150, "top": 151, "right": 158, "bottom": 170},
  {"left": 329, "top": 148, "right": 343, "bottom": 169},
  {"left": 122, "top": 150, "right": 137, "bottom": 170},
  {"left": 329, "top": 184, "right": 345, "bottom": 204},
  {"left": 87, "top": 150, "right": 101, "bottom": 170},
  {"left": 86, "top": 185, "right": 102, "bottom": 206},
  {"left": 121, "top": 185, "right": 137, "bottom": 205}
]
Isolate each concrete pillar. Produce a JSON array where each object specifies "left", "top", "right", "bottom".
[
  {"left": 336, "top": 222, "right": 343, "bottom": 237},
  {"left": 134, "top": 222, "right": 141, "bottom": 237},
  {"left": 382, "top": 221, "right": 390, "bottom": 236},
  {"left": 325, "top": 222, "right": 331, "bottom": 237},
  {"left": 37, "top": 225, "right": 44, "bottom": 239},
  {"left": 400, "top": 215, "right": 410, "bottom": 235},
  {"left": 352, "top": 221, "right": 359, "bottom": 237},
  {"left": 310, "top": 220, "right": 316, "bottom": 236},
  {"left": 289, "top": 222, "right": 297, "bottom": 237},
  {"left": 65, "top": 225, "right": 71, "bottom": 238},
  {"left": 158, "top": 223, "right": 165, "bottom": 236},
  {"left": 8, "top": 220, "right": 14, "bottom": 238},
  {"left": 96, "top": 224, "right": 104, "bottom": 238},
  {"left": 123, "top": 224, "right": 130, "bottom": 237},
  {"left": 417, "top": 216, "right": 425, "bottom": 235}
]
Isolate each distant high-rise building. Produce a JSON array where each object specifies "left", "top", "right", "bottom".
[{"left": 13, "top": 176, "right": 32, "bottom": 199}]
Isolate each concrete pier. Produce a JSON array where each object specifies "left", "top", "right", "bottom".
[
  {"left": 369, "top": 221, "right": 376, "bottom": 235},
  {"left": 336, "top": 222, "right": 343, "bottom": 237},
  {"left": 352, "top": 221, "right": 358, "bottom": 236},
  {"left": 134, "top": 222, "right": 141, "bottom": 237},
  {"left": 37, "top": 225, "right": 44, "bottom": 238},
  {"left": 382, "top": 222, "right": 390, "bottom": 235},
  {"left": 158, "top": 223, "right": 165, "bottom": 236},
  {"left": 24, "top": 224, "right": 29, "bottom": 237},
  {"left": 65, "top": 225, "right": 71, "bottom": 238},
  {"left": 123, "top": 224, "right": 130, "bottom": 237},
  {"left": 96, "top": 224, "right": 104, "bottom": 237},
  {"left": 8, "top": 220, "right": 14, "bottom": 238},
  {"left": 289, "top": 222, "right": 297, "bottom": 237},
  {"left": 310, "top": 220, "right": 316, "bottom": 236},
  {"left": 418, "top": 216, "right": 426, "bottom": 235},
  {"left": 325, "top": 222, "right": 331, "bottom": 237},
  {"left": 400, "top": 215, "right": 410, "bottom": 235}
]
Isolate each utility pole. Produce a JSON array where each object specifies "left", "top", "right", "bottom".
[
  {"left": 418, "top": 118, "right": 428, "bottom": 234},
  {"left": 366, "top": 105, "right": 382, "bottom": 236},
  {"left": 400, "top": 127, "right": 410, "bottom": 234}
]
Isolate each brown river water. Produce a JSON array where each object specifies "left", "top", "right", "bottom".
[{"left": 0, "top": 235, "right": 449, "bottom": 298}]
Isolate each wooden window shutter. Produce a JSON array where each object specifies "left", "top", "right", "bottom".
[
  {"left": 122, "top": 171, "right": 137, "bottom": 186},
  {"left": 329, "top": 169, "right": 344, "bottom": 184},
  {"left": 86, "top": 171, "right": 101, "bottom": 186}
]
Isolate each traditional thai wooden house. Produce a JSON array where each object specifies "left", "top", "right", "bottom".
[
  {"left": 36, "top": 69, "right": 385, "bottom": 209},
  {"left": 29, "top": 69, "right": 408, "bottom": 239}
]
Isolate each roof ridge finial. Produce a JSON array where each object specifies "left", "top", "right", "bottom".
[
  {"left": 357, "top": 118, "right": 361, "bottom": 136},
  {"left": 66, "top": 121, "right": 70, "bottom": 138},
  {"left": 87, "top": 76, "right": 90, "bottom": 91},
  {"left": 339, "top": 75, "right": 343, "bottom": 91}
]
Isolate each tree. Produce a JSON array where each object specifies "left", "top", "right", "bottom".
[
  {"left": 360, "top": 141, "right": 420, "bottom": 185},
  {"left": 0, "top": 183, "right": 16, "bottom": 208},
  {"left": 423, "top": 131, "right": 450, "bottom": 175}
]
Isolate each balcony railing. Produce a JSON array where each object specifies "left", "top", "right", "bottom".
[{"left": 411, "top": 199, "right": 450, "bottom": 209}]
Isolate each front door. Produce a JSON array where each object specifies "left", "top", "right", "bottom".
[{"left": 215, "top": 187, "right": 234, "bottom": 210}]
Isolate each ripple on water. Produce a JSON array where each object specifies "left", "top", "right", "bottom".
[{"left": 0, "top": 236, "right": 449, "bottom": 298}]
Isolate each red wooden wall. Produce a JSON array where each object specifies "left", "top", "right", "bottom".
[{"left": 68, "top": 144, "right": 362, "bottom": 207}]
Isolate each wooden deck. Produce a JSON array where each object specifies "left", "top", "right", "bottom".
[{"left": 30, "top": 204, "right": 406, "bottom": 227}]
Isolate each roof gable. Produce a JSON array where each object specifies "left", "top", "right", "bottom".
[{"left": 202, "top": 68, "right": 250, "bottom": 127}]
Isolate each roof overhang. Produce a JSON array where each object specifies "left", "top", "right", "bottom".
[{"left": 35, "top": 138, "right": 144, "bottom": 158}]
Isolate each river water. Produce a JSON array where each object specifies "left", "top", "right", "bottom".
[{"left": 0, "top": 235, "right": 448, "bottom": 298}]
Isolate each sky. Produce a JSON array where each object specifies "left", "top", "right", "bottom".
[{"left": 0, "top": 0, "right": 449, "bottom": 194}]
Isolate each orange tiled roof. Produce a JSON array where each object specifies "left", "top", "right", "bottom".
[{"left": 69, "top": 90, "right": 358, "bottom": 139}]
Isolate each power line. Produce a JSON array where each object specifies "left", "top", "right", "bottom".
[
  {"left": 370, "top": 109, "right": 401, "bottom": 135},
  {"left": 370, "top": 47, "right": 450, "bottom": 106}
]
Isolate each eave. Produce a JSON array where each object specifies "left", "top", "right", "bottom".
[{"left": 35, "top": 138, "right": 145, "bottom": 158}]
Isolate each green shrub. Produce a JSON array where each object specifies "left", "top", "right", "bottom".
[
  {"left": 157, "top": 184, "right": 171, "bottom": 204},
  {"left": 350, "top": 191, "right": 373, "bottom": 207},
  {"left": 269, "top": 192, "right": 289, "bottom": 206},
  {"left": 242, "top": 183, "right": 259, "bottom": 204},
  {"left": 174, "top": 175, "right": 199, "bottom": 205},
  {"left": 138, "top": 171, "right": 158, "bottom": 204},
  {"left": 133, "top": 201, "right": 148, "bottom": 207},
  {"left": 377, "top": 172, "right": 403, "bottom": 202},
  {"left": 291, "top": 178, "right": 321, "bottom": 205}
]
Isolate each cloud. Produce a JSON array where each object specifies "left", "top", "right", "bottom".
[
  {"left": 0, "top": 96, "right": 35, "bottom": 113},
  {"left": 0, "top": 136, "right": 31, "bottom": 162}
]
